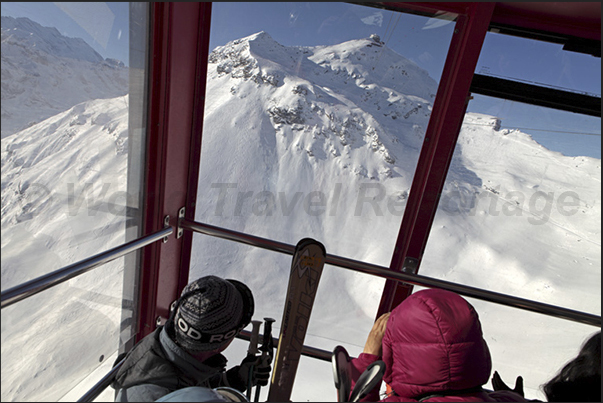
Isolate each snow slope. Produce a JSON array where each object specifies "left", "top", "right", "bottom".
[
  {"left": 1, "top": 96, "right": 129, "bottom": 402},
  {"left": 1, "top": 30, "right": 600, "bottom": 402}
]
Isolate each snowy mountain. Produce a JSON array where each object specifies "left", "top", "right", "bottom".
[
  {"left": 198, "top": 31, "right": 436, "bottom": 228},
  {"left": 193, "top": 33, "right": 601, "bottom": 400},
  {"left": 1, "top": 30, "right": 600, "bottom": 402},
  {"left": 1, "top": 16, "right": 128, "bottom": 138},
  {"left": 195, "top": 31, "right": 438, "bottom": 329},
  {"left": 1, "top": 96, "right": 129, "bottom": 402}
]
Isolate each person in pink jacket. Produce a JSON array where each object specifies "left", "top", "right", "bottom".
[{"left": 350, "top": 288, "right": 526, "bottom": 402}]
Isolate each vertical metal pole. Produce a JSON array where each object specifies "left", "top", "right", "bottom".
[
  {"left": 136, "top": 2, "right": 212, "bottom": 340},
  {"left": 377, "top": 3, "right": 496, "bottom": 317}
]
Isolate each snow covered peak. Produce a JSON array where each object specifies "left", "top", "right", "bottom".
[
  {"left": 205, "top": 31, "right": 443, "bottom": 183},
  {"left": 210, "top": 31, "right": 280, "bottom": 56},
  {"left": 208, "top": 31, "right": 437, "bottom": 102},
  {"left": 1, "top": 16, "right": 104, "bottom": 64},
  {"left": 242, "top": 30, "right": 276, "bottom": 43},
  {"left": 307, "top": 37, "right": 437, "bottom": 101},
  {"left": 1, "top": 16, "right": 128, "bottom": 137}
]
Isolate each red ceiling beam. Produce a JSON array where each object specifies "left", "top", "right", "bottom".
[
  {"left": 377, "top": 2, "right": 496, "bottom": 317},
  {"left": 381, "top": 2, "right": 601, "bottom": 41},
  {"left": 137, "top": 2, "right": 212, "bottom": 340},
  {"left": 380, "top": 2, "right": 470, "bottom": 16},
  {"left": 492, "top": 2, "right": 601, "bottom": 41}
]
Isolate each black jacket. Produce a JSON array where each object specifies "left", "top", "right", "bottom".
[{"left": 112, "top": 324, "right": 245, "bottom": 402}]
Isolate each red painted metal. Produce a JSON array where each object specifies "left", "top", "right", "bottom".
[
  {"left": 180, "top": 4, "right": 213, "bottom": 292},
  {"left": 381, "top": 2, "right": 470, "bottom": 16},
  {"left": 137, "top": 2, "right": 168, "bottom": 341},
  {"left": 376, "top": 3, "right": 496, "bottom": 317},
  {"left": 137, "top": 2, "right": 212, "bottom": 340},
  {"left": 492, "top": 2, "right": 601, "bottom": 41},
  {"left": 382, "top": 2, "right": 601, "bottom": 41}
]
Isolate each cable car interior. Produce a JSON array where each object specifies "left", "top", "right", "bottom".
[{"left": 0, "top": 2, "right": 600, "bottom": 402}]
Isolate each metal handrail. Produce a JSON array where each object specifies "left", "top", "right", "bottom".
[
  {"left": 237, "top": 329, "right": 332, "bottom": 362},
  {"left": 76, "top": 330, "right": 330, "bottom": 402},
  {"left": 1, "top": 227, "right": 173, "bottom": 309},
  {"left": 181, "top": 219, "right": 601, "bottom": 327},
  {"left": 75, "top": 219, "right": 600, "bottom": 401},
  {"left": 180, "top": 219, "right": 296, "bottom": 256},
  {"left": 77, "top": 358, "right": 125, "bottom": 402}
]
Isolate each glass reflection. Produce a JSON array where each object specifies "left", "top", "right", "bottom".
[
  {"left": 194, "top": 2, "right": 456, "bottom": 261},
  {"left": 1, "top": 3, "right": 149, "bottom": 401},
  {"left": 421, "top": 99, "right": 600, "bottom": 400},
  {"left": 191, "top": 4, "right": 457, "bottom": 395}
]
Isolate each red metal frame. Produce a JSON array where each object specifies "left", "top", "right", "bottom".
[
  {"left": 377, "top": 2, "right": 496, "bottom": 317},
  {"left": 181, "top": 2, "right": 213, "bottom": 293},
  {"left": 375, "top": 2, "right": 600, "bottom": 318},
  {"left": 135, "top": 0, "right": 600, "bottom": 342},
  {"left": 381, "top": 2, "right": 471, "bottom": 16},
  {"left": 136, "top": 2, "right": 212, "bottom": 340},
  {"left": 492, "top": 2, "right": 601, "bottom": 41},
  {"left": 382, "top": 2, "right": 601, "bottom": 41}
]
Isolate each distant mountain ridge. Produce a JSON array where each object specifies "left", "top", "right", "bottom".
[
  {"left": 204, "top": 31, "right": 438, "bottom": 187},
  {"left": 1, "top": 16, "right": 128, "bottom": 137},
  {"left": 1, "top": 16, "right": 105, "bottom": 63}
]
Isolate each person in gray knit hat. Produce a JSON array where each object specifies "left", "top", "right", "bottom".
[
  {"left": 112, "top": 276, "right": 269, "bottom": 402},
  {"left": 174, "top": 276, "right": 253, "bottom": 353}
]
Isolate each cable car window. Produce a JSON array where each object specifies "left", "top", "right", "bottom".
[
  {"left": 413, "top": 283, "right": 600, "bottom": 401},
  {"left": 420, "top": 99, "right": 600, "bottom": 399},
  {"left": 476, "top": 31, "right": 601, "bottom": 99},
  {"left": 419, "top": 26, "right": 600, "bottom": 401},
  {"left": 191, "top": 2, "right": 457, "bottom": 399},
  {"left": 1, "top": 3, "right": 149, "bottom": 401},
  {"left": 194, "top": 2, "right": 456, "bottom": 261},
  {"left": 188, "top": 236, "right": 367, "bottom": 401}
]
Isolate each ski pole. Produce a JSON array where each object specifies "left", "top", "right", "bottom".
[
  {"left": 254, "top": 317, "right": 275, "bottom": 402},
  {"left": 246, "top": 320, "right": 262, "bottom": 400}
]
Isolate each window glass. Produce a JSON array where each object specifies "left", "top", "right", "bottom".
[
  {"left": 473, "top": 31, "right": 601, "bottom": 158},
  {"left": 422, "top": 29, "right": 600, "bottom": 400},
  {"left": 468, "top": 94, "right": 601, "bottom": 158},
  {"left": 476, "top": 31, "right": 601, "bottom": 97},
  {"left": 191, "top": 3, "right": 456, "bottom": 398},
  {"left": 1, "top": 3, "right": 149, "bottom": 401},
  {"left": 192, "top": 233, "right": 381, "bottom": 401},
  {"left": 191, "top": 0, "right": 455, "bottom": 327},
  {"left": 470, "top": 296, "right": 598, "bottom": 401},
  {"left": 420, "top": 99, "right": 600, "bottom": 399},
  {"left": 195, "top": 2, "right": 456, "bottom": 261}
]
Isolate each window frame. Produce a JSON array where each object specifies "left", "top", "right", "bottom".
[{"left": 135, "top": 1, "right": 600, "bottom": 340}]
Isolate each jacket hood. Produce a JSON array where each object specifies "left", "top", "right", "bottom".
[{"left": 382, "top": 288, "right": 492, "bottom": 399}]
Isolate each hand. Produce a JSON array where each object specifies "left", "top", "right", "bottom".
[
  {"left": 232, "top": 354, "right": 271, "bottom": 390},
  {"left": 254, "top": 355, "right": 271, "bottom": 386},
  {"left": 363, "top": 313, "right": 390, "bottom": 356},
  {"left": 492, "top": 371, "right": 524, "bottom": 397}
]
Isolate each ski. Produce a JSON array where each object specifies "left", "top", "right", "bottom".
[{"left": 267, "top": 238, "right": 326, "bottom": 402}]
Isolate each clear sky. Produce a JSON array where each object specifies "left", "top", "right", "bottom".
[{"left": 1, "top": 1, "right": 600, "bottom": 158}]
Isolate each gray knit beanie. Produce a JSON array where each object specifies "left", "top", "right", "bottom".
[{"left": 173, "top": 276, "right": 254, "bottom": 353}]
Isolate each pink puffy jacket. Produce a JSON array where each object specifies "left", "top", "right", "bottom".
[{"left": 350, "top": 289, "right": 526, "bottom": 402}]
